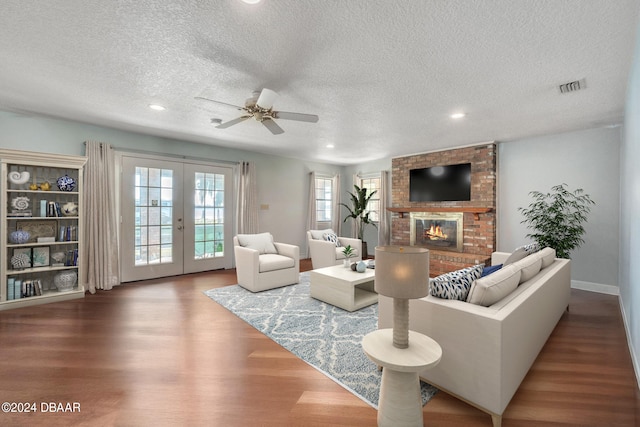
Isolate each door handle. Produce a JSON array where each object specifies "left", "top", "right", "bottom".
[{"left": 177, "top": 225, "right": 184, "bottom": 230}]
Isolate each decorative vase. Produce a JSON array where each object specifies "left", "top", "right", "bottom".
[
  {"left": 9, "top": 230, "right": 31, "bottom": 244},
  {"left": 61, "top": 201, "right": 78, "bottom": 216},
  {"left": 356, "top": 260, "right": 367, "bottom": 273},
  {"left": 54, "top": 270, "right": 78, "bottom": 292},
  {"left": 344, "top": 258, "right": 351, "bottom": 268},
  {"left": 56, "top": 175, "right": 76, "bottom": 192}
]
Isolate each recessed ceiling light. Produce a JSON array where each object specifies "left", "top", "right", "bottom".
[
  {"left": 326, "top": 144, "right": 335, "bottom": 149},
  {"left": 241, "top": 0, "right": 261, "bottom": 4},
  {"left": 149, "top": 104, "right": 166, "bottom": 111},
  {"left": 450, "top": 112, "right": 466, "bottom": 119}
]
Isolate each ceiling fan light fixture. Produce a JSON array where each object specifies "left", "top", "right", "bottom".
[{"left": 256, "top": 88, "right": 278, "bottom": 110}]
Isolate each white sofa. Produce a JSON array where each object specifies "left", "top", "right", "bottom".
[
  {"left": 233, "top": 233, "right": 300, "bottom": 292},
  {"left": 378, "top": 250, "right": 571, "bottom": 427},
  {"left": 306, "top": 230, "right": 362, "bottom": 269}
]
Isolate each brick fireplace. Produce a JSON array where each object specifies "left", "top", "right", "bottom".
[{"left": 390, "top": 143, "right": 496, "bottom": 277}]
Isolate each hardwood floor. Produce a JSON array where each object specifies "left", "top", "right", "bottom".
[{"left": 1, "top": 259, "right": 638, "bottom": 426}]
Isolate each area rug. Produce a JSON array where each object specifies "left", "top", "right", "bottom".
[{"left": 204, "top": 272, "right": 438, "bottom": 409}]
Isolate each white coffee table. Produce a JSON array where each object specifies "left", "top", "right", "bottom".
[{"left": 309, "top": 265, "right": 377, "bottom": 311}]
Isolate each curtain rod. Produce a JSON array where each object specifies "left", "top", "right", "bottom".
[{"left": 84, "top": 141, "right": 240, "bottom": 166}]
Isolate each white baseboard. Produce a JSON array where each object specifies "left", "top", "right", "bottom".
[
  {"left": 571, "top": 280, "right": 619, "bottom": 295},
  {"left": 617, "top": 297, "right": 640, "bottom": 391}
]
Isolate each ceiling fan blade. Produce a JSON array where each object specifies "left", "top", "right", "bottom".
[
  {"left": 195, "top": 96, "right": 243, "bottom": 109},
  {"left": 256, "top": 88, "right": 278, "bottom": 110},
  {"left": 261, "top": 118, "right": 285, "bottom": 135},
  {"left": 273, "top": 111, "right": 319, "bottom": 123},
  {"left": 216, "top": 116, "right": 250, "bottom": 129}
]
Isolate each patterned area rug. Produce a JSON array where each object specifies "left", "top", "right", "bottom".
[{"left": 204, "top": 272, "right": 438, "bottom": 409}]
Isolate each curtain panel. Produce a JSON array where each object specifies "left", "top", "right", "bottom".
[
  {"left": 237, "top": 161, "right": 258, "bottom": 234},
  {"left": 83, "top": 141, "right": 120, "bottom": 293}
]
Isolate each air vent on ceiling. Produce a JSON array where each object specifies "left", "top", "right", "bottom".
[{"left": 559, "top": 78, "right": 586, "bottom": 94}]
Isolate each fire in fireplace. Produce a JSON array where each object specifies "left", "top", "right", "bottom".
[{"left": 410, "top": 212, "right": 464, "bottom": 252}]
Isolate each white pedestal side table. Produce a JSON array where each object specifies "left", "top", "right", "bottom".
[{"left": 362, "top": 328, "right": 442, "bottom": 427}]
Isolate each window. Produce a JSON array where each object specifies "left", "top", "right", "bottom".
[
  {"left": 315, "top": 177, "right": 333, "bottom": 222},
  {"left": 360, "top": 176, "right": 381, "bottom": 222}
]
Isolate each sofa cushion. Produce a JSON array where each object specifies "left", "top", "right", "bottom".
[
  {"left": 237, "top": 232, "right": 278, "bottom": 254},
  {"left": 512, "top": 254, "right": 542, "bottom": 283},
  {"left": 503, "top": 246, "right": 529, "bottom": 266},
  {"left": 466, "top": 264, "right": 522, "bottom": 306},
  {"left": 259, "top": 253, "right": 295, "bottom": 272},
  {"left": 537, "top": 247, "right": 556, "bottom": 268},
  {"left": 309, "top": 229, "right": 334, "bottom": 240},
  {"left": 323, "top": 232, "right": 342, "bottom": 247},
  {"left": 430, "top": 264, "right": 484, "bottom": 301}
]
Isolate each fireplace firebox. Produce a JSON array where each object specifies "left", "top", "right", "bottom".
[{"left": 410, "top": 212, "right": 464, "bottom": 253}]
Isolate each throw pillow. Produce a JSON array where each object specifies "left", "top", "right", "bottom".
[
  {"left": 310, "top": 229, "right": 333, "bottom": 240},
  {"left": 503, "top": 246, "right": 528, "bottom": 266},
  {"left": 481, "top": 264, "right": 503, "bottom": 277},
  {"left": 522, "top": 242, "right": 541, "bottom": 255},
  {"left": 237, "top": 232, "right": 278, "bottom": 254},
  {"left": 430, "top": 264, "right": 484, "bottom": 301},
  {"left": 323, "top": 232, "right": 342, "bottom": 247},
  {"left": 467, "top": 264, "right": 522, "bottom": 306}
]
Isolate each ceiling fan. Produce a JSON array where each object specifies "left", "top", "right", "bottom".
[{"left": 195, "top": 88, "right": 319, "bottom": 135}]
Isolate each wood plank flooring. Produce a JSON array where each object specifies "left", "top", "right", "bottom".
[{"left": 0, "top": 259, "right": 638, "bottom": 426}]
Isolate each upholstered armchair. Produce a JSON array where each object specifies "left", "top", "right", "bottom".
[
  {"left": 233, "top": 233, "right": 300, "bottom": 292},
  {"left": 306, "top": 229, "right": 362, "bottom": 269}
]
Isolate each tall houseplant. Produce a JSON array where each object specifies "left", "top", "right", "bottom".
[
  {"left": 518, "top": 183, "right": 595, "bottom": 259},
  {"left": 340, "top": 185, "right": 377, "bottom": 258}
]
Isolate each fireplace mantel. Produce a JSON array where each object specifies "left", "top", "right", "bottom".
[{"left": 388, "top": 207, "right": 493, "bottom": 220}]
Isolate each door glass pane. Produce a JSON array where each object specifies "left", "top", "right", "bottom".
[
  {"left": 193, "top": 172, "right": 225, "bottom": 259},
  {"left": 134, "top": 167, "right": 174, "bottom": 266}
]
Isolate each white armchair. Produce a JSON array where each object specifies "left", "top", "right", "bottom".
[
  {"left": 234, "top": 233, "right": 300, "bottom": 292},
  {"left": 306, "top": 229, "right": 362, "bottom": 269}
]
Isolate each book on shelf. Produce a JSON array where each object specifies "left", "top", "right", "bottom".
[
  {"left": 8, "top": 210, "right": 32, "bottom": 217},
  {"left": 14, "top": 280, "right": 21, "bottom": 300},
  {"left": 7, "top": 278, "right": 14, "bottom": 300},
  {"left": 59, "top": 225, "right": 77, "bottom": 242},
  {"left": 37, "top": 236, "right": 56, "bottom": 243}
]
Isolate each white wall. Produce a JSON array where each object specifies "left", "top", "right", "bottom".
[
  {"left": 497, "top": 127, "right": 621, "bottom": 292},
  {"left": 0, "top": 110, "right": 340, "bottom": 251},
  {"left": 619, "top": 18, "right": 640, "bottom": 385}
]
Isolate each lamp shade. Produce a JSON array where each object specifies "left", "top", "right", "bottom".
[{"left": 374, "top": 246, "right": 429, "bottom": 299}]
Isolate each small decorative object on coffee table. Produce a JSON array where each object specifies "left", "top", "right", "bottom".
[
  {"left": 342, "top": 244, "right": 355, "bottom": 268},
  {"left": 362, "top": 246, "right": 442, "bottom": 427}
]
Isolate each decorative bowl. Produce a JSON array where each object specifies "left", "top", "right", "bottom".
[
  {"left": 9, "top": 230, "right": 31, "bottom": 244},
  {"left": 56, "top": 175, "right": 76, "bottom": 192},
  {"left": 54, "top": 270, "right": 78, "bottom": 292}
]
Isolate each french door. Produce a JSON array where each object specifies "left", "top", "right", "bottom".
[{"left": 120, "top": 155, "right": 234, "bottom": 282}]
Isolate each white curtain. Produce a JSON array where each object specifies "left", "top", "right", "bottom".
[
  {"left": 237, "top": 161, "right": 258, "bottom": 234},
  {"left": 83, "top": 141, "right": 120, "bottom": 293},
  {"left": 378, "top": 170, "right": 390, "bottom": 246},
  {"left": 331, "top": 173, "right": 341, "bottom": 235}
]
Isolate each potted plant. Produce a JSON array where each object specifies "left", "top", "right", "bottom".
[
  {"left": 518, "top": 183, "right": 595, "bottom": 259},
  {"left": 341, "top": 245, "right": 355, "bottom": 268},
  {"left": 340, "top": 185, "right": 378, "bottom": 259}
]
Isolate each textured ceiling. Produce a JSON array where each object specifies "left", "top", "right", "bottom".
[{"left": 0, "top": 1, "right": 638, "bottom": 164}]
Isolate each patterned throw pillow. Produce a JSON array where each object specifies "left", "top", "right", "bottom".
[
  {"left": 522, "top": 242, "right": 541, "bottom": 255},
  {"left": 323, "top": 232, "right": 341, "bottom": 247},
  {"left": 430, "top": 264, "right": 484, "bottom": 301}
]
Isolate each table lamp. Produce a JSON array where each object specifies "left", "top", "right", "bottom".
[{"left": 374, "top": 246, "right": 429, "bottom": 349}]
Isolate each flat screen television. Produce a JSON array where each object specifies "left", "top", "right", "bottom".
[{"left": 409, "top": 163, "right": 471, "bottom": 202}]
